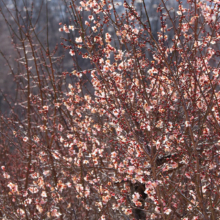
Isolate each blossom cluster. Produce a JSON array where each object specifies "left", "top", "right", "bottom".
[{"left": 0, "top": 0, "right": 220, "bottom": 219}]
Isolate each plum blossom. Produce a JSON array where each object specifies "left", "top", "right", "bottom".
[
  {"left": 41, "top": 191, "right": 47, "bottom": 197},
  {"left": 111, "top": 151, "right": 117, "bottom": 158},
  {"left": 7, "top": 182, "right": 18, "bottom": 193},
  {"left": 17, "top": 209, "right": 25, "bottom": 216},
  {"left": 185, "top": 121, "right": 191, "bottom": 127},
  {"left": 105, "top": 33, "right": 111, "bottom": 43},
  {"left": 23, "top": 136, "right": 28, "bottom": 142},
  {"left": 164, "top": 208, "right": 171, "bottom": 215},
  {"left": 76, "top": 37, "right": 82, "bottom": 43},
  {"left": 69, "top": 25, "right": 74, "bottom": 31},
  {"left": 92, "top": 26, "right": 98, "bottom": 32},
  {"left": 88, "top": 15, "right": 94, "bottom": 20},
  {"left": 3, "top": 172, "right": 10, "bottom": 179},
  {"left": 28, "top": 186, "right": 39, "bottom": 194},
  {"left": 51, "top": 209, "right": 61, "bottom": 217},
  {"left": 69, "top": 49, "right": 75, "bottom": 56},
  {"left": 100, "top": 215, "right": 106, "bottom": 220},
  {"left": 132, "top": 192, "right": 140, "bottom": 203}
]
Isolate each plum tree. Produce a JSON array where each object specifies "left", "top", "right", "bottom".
[{"left": 0, "top": 0, "right": 220, "bottom": 219}]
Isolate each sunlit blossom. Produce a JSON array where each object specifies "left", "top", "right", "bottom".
[
  {"left": 69, "top": 49, "right": 75, "bottom": 56},
  {"left": 7, "top": 182, "right": 18, "bottom": 193},
  {"left": 28, "top": 186, "right": 39, "bottom": 194},
  {"left": 75, "top": 37, "right": 82, "bottom": 43}
]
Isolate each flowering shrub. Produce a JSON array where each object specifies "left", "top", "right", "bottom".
[{"left": 0, "top": 0, "right": 220, "bottom": 219}]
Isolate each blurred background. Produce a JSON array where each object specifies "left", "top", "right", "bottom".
[{"left": 0, "top": 0, "right": 180, "bottom": 113}]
